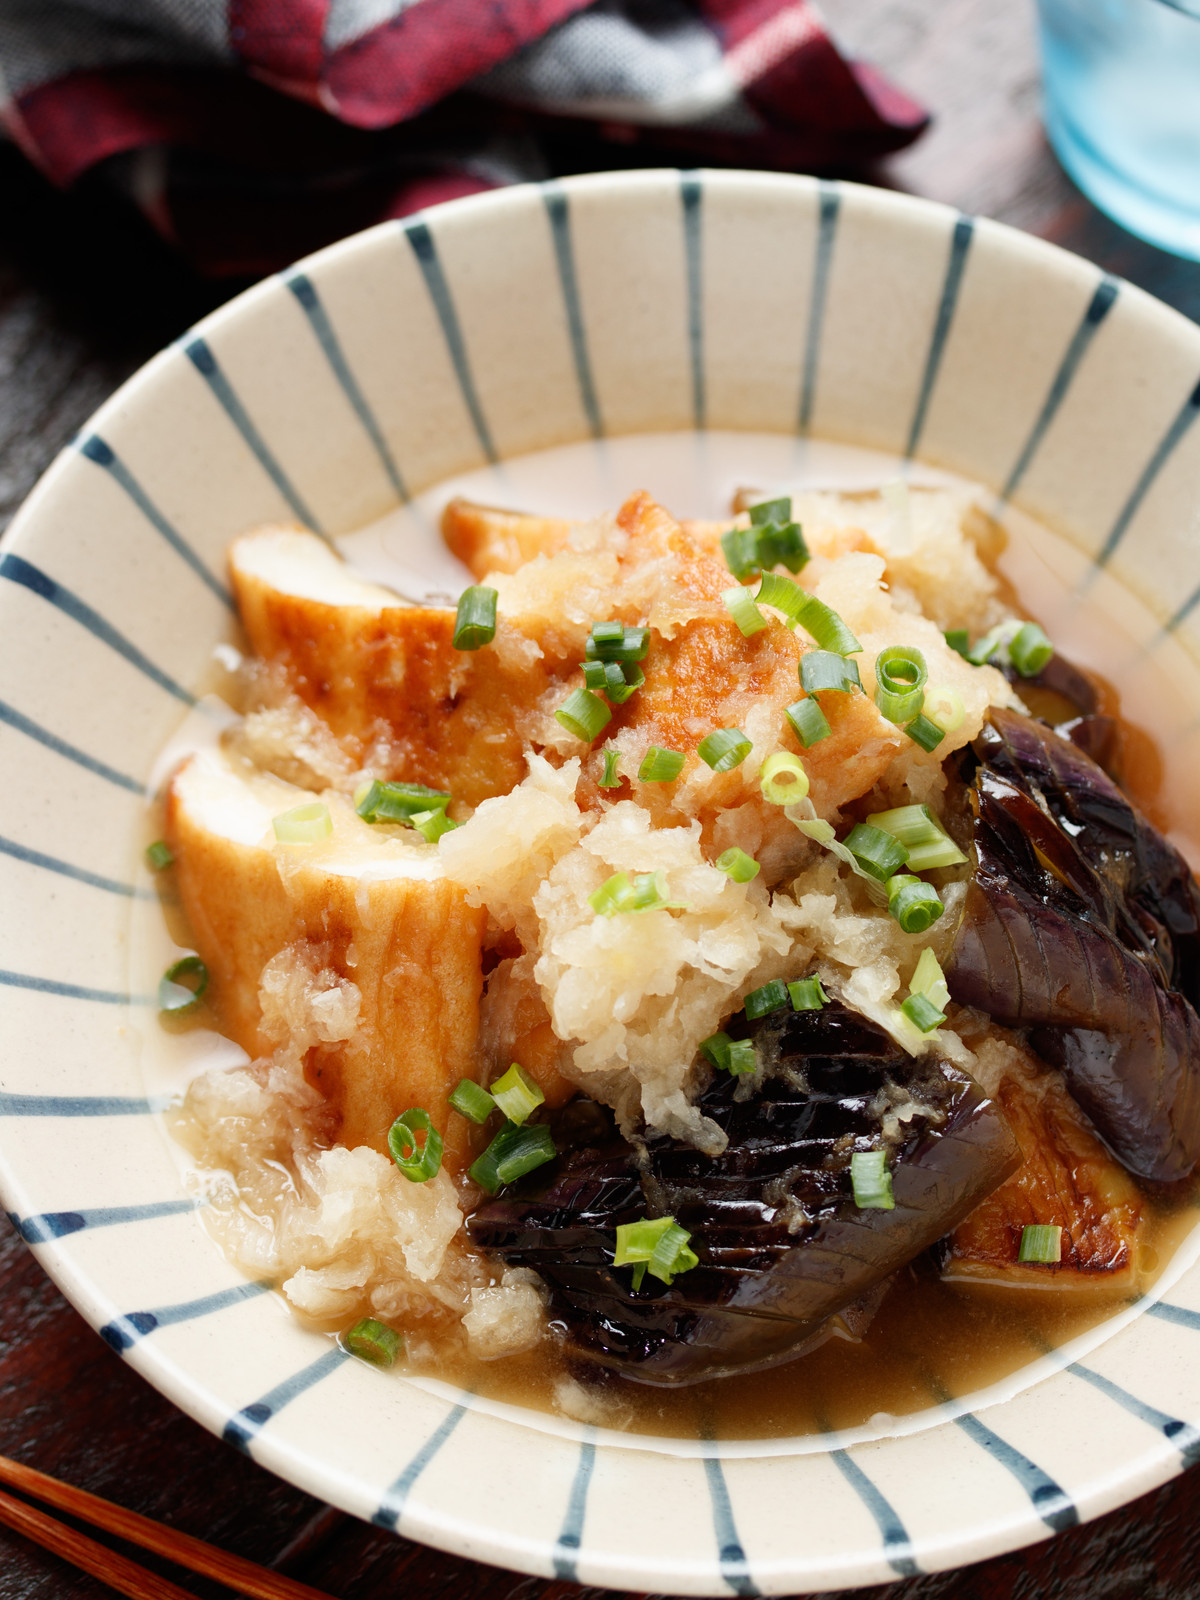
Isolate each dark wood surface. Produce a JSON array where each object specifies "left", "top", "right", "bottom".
[{"left": 4, "top": 3, "right": 1200, "bottom": 1595}]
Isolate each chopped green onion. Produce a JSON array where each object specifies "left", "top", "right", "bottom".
[
  {"left": 887, "top": 873, "right": 945, "bottom": 934},
  {"left": 716, "top": 846, "right": 760, "bottom": 883},
  {"left": 639, "top": 746, "right": 685, "bottom": 783},
  {"left": 721, "top": 525, "right": 764, "bottom": 583},
  {"left": 273, "top": 801, "right": 332, "bottom": 844},
  {"left": 342, "top": 1317, "right": 402, "bottom": 1368},
  {"left": 873, "top": 646, "right": 928, "bottom": 725},
  {"left": 586, "top": 623, "right": 650, "bottom": 664},
  {"left": 865, "top": 805, "right": 967, "bottom": 872},
  {"left": 583, "top": 659, "right": 643, "bottom": 703},
  {"left": 744, "top": 979, "right": 790, "bottom": 1019},
  {"left": 749, "top": 499, "right": 809, "bottom": 573},
  {"left": 449, "top": 1079, "right": 495, "bottom": 1123},
  {"left": 158, "top": 954, "right": 208, "bottom": 1015},
  {"left": 748, "top": 496, "right": 792, "bottom": 528},
  {"left": 760, "top": 751, "right": 810, "bottom": 805},
  {"left": 452, "top": 586, "right": 498, "bottom": 650},
  {"left": 843, "top": 823, "right": 909, "bottom": 884},
  {"left": 599, "top": 747, "right": 622, "bottom": 788},
  {"left": 490, "top": 1063, "right": 545, "bottom": 1126},
  {"left": 967, "top": 622, "right": 1012, "bottom": 667},
  {"left": 900, "top": 992, "right": 947, "bottom": 1032},
  {"left": 905, "top": 713, "right": 946, "bottom": 753},
  {"left": 145, "top": 840, "right": 174, "bottom": 871},
  {"left": 582, "top": 659, "right": 614, "bottom": 692},
  {"left": 555, "top": 687, "right": 612, "bottom": 743},
  {"left": 388, "top": 1108, "right": 444, "bottom": 1183},
  {"left": 699, "top": 1031, "right": 734, "bottom": 1070},
  {"left": 723, "top": 585, "right": 768, "bottom": 638},
  {"left": 910, "top": 947, "right": 951, "bottom": 1012},
  {"left": 944, "top": 628, "right": 972, "bottom": 661},
  {"left": 469, "top": 1120, "right": 556, "bottom": 1194},
  {"left": 614, "top": 1215, "right": 699, "bottom": 1289},
  {"left": 785, "top": 697, "right": 831, "bottom": 748},
  {"left": 791, "top": 595, "right": 861, "bottom": 656},
  {"left": 922, "top": 684, "right": 966, "bottom": 735},
  {"left": 589, "top": 869, "right": 671, "bottom": 916},
  {"left": 699, "top": 1032, "right": 756, "bottom": 1075},
  {"left": 356, "top": 780, "right": 451, "bottom": 826},
  {"left": 788, "top": 976, "right": 828, "bottom": 1011},
  {"left": 1009, "top": 622, "right": 1054, "bottom": 677},
  {"left": 850, "top": 1150, "right": 895, "bottom": 1210},
  {"left": 1018, "top": 1223, "right": 1063, "bottom": 1264},
  {"left": 801, "top": 650, "right": 859, "bottom": 695},
  {"left": 756, "top": 571, "right": 807, "bottom": 624},
  {"left": 698, "top": 728, "right": 752, "bottom": 772},
  {"left": 411, "top": 807, "right": 459, "bottom": 843}
]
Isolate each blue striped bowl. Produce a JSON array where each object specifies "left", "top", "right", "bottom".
[{"left": 2, "top": 170, "right": 1200, "bottom": 1594}]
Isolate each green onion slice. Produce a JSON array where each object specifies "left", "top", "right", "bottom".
[
  {"left": 744, "top": 979, "right": 790, "bottom": 1019},
  {"left": 922, "top": 684, "right": 966, "bottom": 735},
  {"left": 785, "top": 697, "right": 831, "bottom": 748},
  {"left": 905, "top": 713, "right": 946, "bottom": 753},
  {"left": 599, "top": 747, "right": 622, "bottom": 788},
  {"left": 887, "top": 873, "right": 945, "bottom": 934},
  {"left": 801, "top": 650, "right": 860, "bottom": 695},
  {"left": 555, "top": 687, "right": 612, "bottom": 743},
  {"left": 448, "top": 1079, "right": 495, "bottom": 1123},
  {"left": 411, "top": 808, "right": 459, "bottom": 843},
  {"left": 873, "top": 645, "right": 928, "bottom": 725},
  {"left": 589, "top": 869, "right": 674, "bottom": 916},
  {"left": 865, "top": 805, "right": 968, "bottom": 872},
  {"left": 900, "top": 992, "right": 947, "bottom": 1033},
  {"left": 586, "top": 622, "right": 650, "bottom": 664},
  {"left": 273, "top": 801, "right": 332, "bottom": 844},
  {"left": 388, "top": 1108, "right": 444, "bottom": 1183},
  {"left": 452, "top": 585, "right": 498, "bottom": 650},
  {"left": 1009, "top": 621, "right": 1054, "bottom": 677},
  {"left": 342, "top": 1317, "right": 403, "bottom": 1368},
  {"left": 158, "top": 954, "right": 208, "bottom": 1016},
  {"left": 606, "top": 664, "right": 645, "bottom": 705},
  {"left": 843, "top": 823, "right": 909, "bottom": 884},
  {"left": 944, "top": 628, "right": 972, "bottom": 661},
  {"left": 721, "top": 525, "right": 763, "bottom": 583},
  {"left": 638, "top": 746, "right": 685, "bottom": 783},
  {"left": 910, "top": 947, "right": 951, "bottom": 1013},
  {"left": 697, "top": 727, "right": 752, "bottom": 772},
  {"left": 355, "top": 780, "right": 451, "bottom": 825},
  {"left": 755, "top": 571, "right": 807, "bottom": 624},
  {"left": 789, "top": 594, "right": 861, "bottom": 655},
  {"left": 788, "top": 976, "right": 828, "bottom": 1011},
  {"left": 850, "top": 1149, "right": 895, "bottom": 1210},
  {"left": 699, "top": 1031, "right": 734, "bottom": 1070},
  {"left": 715, "top": 846, "right": 760, "bottom": 883},
  {"left": 699, "top": 1032, "right": 756, "bottom": 1075},
  {"left": 749, "top": 496, "right": 792, "bottom": 528},
  {"left": 785, "top": 799, "right": 889, "bottom": 905},
  {"left": 469, "top": 1120, "right": 556, "bottom": 1194},
  {"left": 723, "top": 585, "right": 768, "bottom": 638},
  {"left": 145, "top": 840, "right": 174, "bottom": 871},
  {"left": 614, "top": 1215, "right": 699, "bottom": 1288},
  {"left": 1018, "top": 1223, "right": 1063, "bottom": 1264},
  {"left": 490, "top": 1063, "right": 545, "bottom": 1126},
  {"left": 760, "top": 751, "right": 810, "bottom": 805}
]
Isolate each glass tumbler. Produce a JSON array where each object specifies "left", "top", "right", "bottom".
[{"left": 1036, "top": 0, "right": 1200, "bottom": 260}]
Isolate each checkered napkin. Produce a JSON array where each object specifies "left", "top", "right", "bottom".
[{"left": 0, "top": 1, "right": 927, "bottom": 275}]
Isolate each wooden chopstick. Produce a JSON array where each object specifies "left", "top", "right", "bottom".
[{"left": 0, "top": 1451, "right": 336, "bottom": 1600}]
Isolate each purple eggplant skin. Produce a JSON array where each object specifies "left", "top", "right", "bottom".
[
  {"left": 947, "top": 706, "right": 1200, "bottom": 1181},
  {"left": 468, "top": 1001, "right": 1019, "bottom": 1386}
]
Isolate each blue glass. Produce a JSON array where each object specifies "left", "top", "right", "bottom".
[{"left": 1037, "top": 0, "right": 1200, "bottom": 260}]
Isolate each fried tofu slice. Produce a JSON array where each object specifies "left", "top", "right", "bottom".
[
  {"left": 165, "top": 746, "right": 488, "bottom": 1175},
  {"left": 442, "top": 498, "right": 576, "bottom": 577},
  {"left": 940, "top": 1039, "right": 1145, "bottom": 1290}
]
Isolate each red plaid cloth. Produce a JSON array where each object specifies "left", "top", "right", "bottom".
[{"left": 0, "top": 1, "right": 928, "bottom": 275}]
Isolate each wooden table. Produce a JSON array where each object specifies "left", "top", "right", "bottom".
[{"left": 3, "top": 3, "right": 1199, "bottom": 1594}]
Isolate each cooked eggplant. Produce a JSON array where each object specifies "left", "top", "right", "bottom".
[
  {"left": 469, "top": 998, "right": 1019, "bottom": 1385},
  {"left": 948, "top": 707, "right": 1200, "bottom": 1181}
]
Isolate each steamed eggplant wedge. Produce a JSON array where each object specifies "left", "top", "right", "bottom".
[
  {"left": 469, "top": 996, "right": 1019, "bottom": 1385},
  {"left": 947, "top": 707, "right": 1200, "bottom": 1182}
]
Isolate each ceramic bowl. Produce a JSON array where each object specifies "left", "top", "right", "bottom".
[{"left": 3, "top": 169, "right": 1200, "bottom": 1595}]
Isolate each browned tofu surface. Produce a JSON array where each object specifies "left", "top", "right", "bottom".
[{"left": 442, "top": 498, "right": 576, "bottom": 577}]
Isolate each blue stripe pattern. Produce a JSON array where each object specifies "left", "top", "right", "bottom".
[
  {"left": 373, "top": 1402, "right": 469, "bottom": 1530},
  {"left": 182, "top": 336, "right": 326, "bottom": 536},
  {"left": 953, "top": 1413, "right": 1077, "bottom": 1531},
  {"left": 0, "top": 970, "right": 132, "bottom": 1005},
  {"left": 0, "top": 833, "right": 144, "bottom": 898},
  {"left": 1147, "top": 1300, "right": 1200, "bottom": 1332},
  {"left": 551, "top": 1431, "right": 596, "bottom": 1582},
  {"left": 0, "top": 553, "right": 195, "bottom": 706},
  {"left": 1069, "top": 1362, "right": 1200, "bottom": 1465},
  {"left": 223, "top": 1346, "right": 348, "bottom": 1452},
  {"left": 75, "top": 434, "right": 232, "bottom": 607},
  {"left": 282, "top": 271, "right": 409, "bottom": 501},
  {"left": 101, "top": 1279, "right": 272, "bottom": 1352},
  {"left": 905, "top": 215, "right": 975, "bottom": 460},
  {"left": 998, "top": 275, "right": 1120, "bottom": 502},
  {"left": 798, "top": 180, "right": 840, "bottom": 435},
  {"left": 829, "top": 1449, "right": 920, "bottom": 1579},
  {"left": 680, "top": 171, "right": 706, "bottom": 431},
  {"left": 701, "top": 1451, "right": 758, "bottom": 1597},
  {"left": 0, "top": 698, "right": 142, "bottom": 794},
  {"left": 1092, "top": 373, "right": 1200, "bottom": 572},
  {"left": 542, "top": 182, "right": 603, "bottom": 438},
  {"left": 402, "top": 221, "right": 497, "bottom": 464},
  {"left": 16, "top": 1200, "right": 195, "bottom": 1244},
  {"left": 0, "top": 1091, "right": 165, "bottom": 1115}
]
